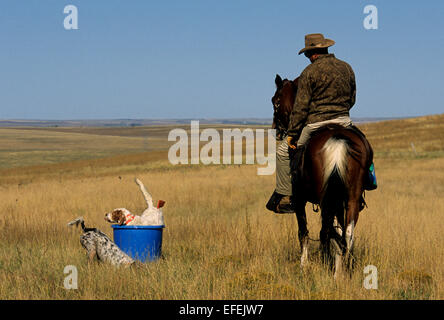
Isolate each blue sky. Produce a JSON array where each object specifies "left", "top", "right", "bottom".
[{"left": 0, "top": 0, "right": 443, "bottom": 120}]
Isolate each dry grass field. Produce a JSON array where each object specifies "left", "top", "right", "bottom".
[{"left": 0, "top": 115, "right": 443, "bottom": 299}]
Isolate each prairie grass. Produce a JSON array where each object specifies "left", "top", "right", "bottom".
[{"left": 0, "top": 115, "right": 443, "bottom": 299}]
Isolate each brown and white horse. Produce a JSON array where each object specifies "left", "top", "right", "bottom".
[{"left": 272, "top": 74, "right": 373, "bottom": 277}]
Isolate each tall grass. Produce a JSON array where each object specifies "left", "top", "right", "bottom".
[{"left": 0, "top": 115, "right": 443, "bottom": 299}]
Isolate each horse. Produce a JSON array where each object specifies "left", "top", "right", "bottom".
[{"left": 272, "top": 74, "right": 373, "bottom": 277}]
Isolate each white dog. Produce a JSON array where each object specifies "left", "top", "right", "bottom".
[{"left": 104, "top": 178, "right": 165, "bottom": 226}]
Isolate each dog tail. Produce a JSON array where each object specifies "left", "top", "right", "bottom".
[{"left": 67, "top": 217, "right": 86, "bottom": 231}]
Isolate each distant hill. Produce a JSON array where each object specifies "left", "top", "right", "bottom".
[{"left": 0, "top": 117, "right": 404, "bottom": 127}]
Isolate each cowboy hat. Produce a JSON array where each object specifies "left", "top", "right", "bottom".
[{"left": 298, "top": 33, "right": 335, "bottom": 55}]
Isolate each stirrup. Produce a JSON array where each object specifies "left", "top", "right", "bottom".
[{"left": 359, "top": 194, "right": 367, "bottom": 211}]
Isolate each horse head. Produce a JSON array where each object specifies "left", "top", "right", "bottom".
[{"left": 271, "top": 74, "right": 298, "bottom": 140}]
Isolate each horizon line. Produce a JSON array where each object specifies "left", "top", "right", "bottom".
[{"left": 0, "top": 115, "right": 424, "bottom": 122}]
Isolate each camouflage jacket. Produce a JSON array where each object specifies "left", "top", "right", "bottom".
[{"left": 287, "top": 54, "right": 356, "bottom": 138}]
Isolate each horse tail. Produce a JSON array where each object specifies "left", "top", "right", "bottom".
[
  {"left": 320, "top": 136, "right": 350, "bottom": 209},
  {"left": 322, "top": 137, "right": 349, "bottom": 190}
]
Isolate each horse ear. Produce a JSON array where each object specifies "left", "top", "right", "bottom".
[{"left": 275, "top": 74, "right": 283, "bottom": 89}]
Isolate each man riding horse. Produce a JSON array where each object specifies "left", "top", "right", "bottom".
[{"left": 267, "top": 33, "right": 376, "bottom": 214}]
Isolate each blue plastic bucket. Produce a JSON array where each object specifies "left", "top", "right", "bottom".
[{"left": 112, "top": 225, "right": 165, "bottom": 262}]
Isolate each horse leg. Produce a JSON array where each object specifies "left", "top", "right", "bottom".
[
  {"left": 319, "top": 208, "right": 335, "bottom": 265},
  {"left": 320, "top": 207, "right": 344, "bottom": 279},
  {"left": 294, "top": 201, "right": 309, "bottom": 268},
  {"left": 344, "top": 198, "right": 360, "bottom": 270},
  {"left": 332, "top": 232, "right": 344, "bottom": 279},
  {"left": 332, "top": 214, "right": 345, "bottom": 279}
]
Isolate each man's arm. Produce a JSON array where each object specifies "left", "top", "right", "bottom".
[{"left": 287, "top": 70, "right": 311, "bottom": 139}]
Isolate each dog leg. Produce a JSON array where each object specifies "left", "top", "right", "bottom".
[{"left": 135, "top": 178, "right": 154, "bottom": 209}]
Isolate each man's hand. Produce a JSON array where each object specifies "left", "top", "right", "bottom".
[{"left": 287, "top": 136, "right": 297, "bottom": 150}]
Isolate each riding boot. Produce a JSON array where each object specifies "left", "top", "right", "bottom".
[
  {"left": 271, "top": 145, "right": 305, "bottom": 214},
  {"left": 266, "top": 191, "right": 294, "bottom": 214}
]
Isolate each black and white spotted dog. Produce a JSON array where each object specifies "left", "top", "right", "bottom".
[{"left": 68, "top": 217, "right": 135, "bottom": 267}]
